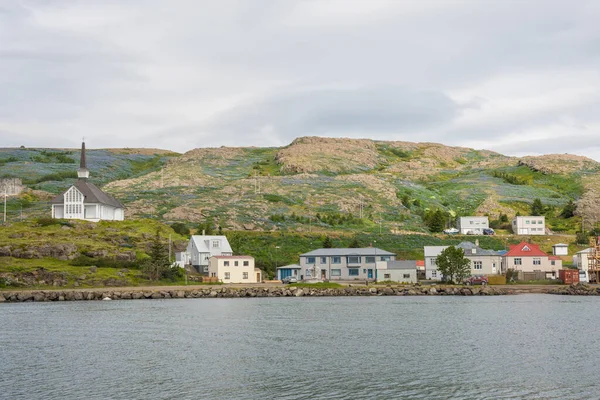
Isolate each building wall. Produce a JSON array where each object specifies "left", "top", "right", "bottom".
[
  {"left": 503, "top": 256, "right": 558, "bottom": 272},
  {"left": 300, "top": 253, "right": 395, "bottom": 281},
  {"left": 208, "top": 257, "right": 256, "bottom": 283},
  {"left": 512, "top": 216, "right": 546, "bottom": 235},
  {"left": 457, "top": 217, "right": 489, "bottom": 235},
  {"left": 553, "top": 246, "right": 569, "bottom": 256},
  {"left": 377, "top": 269, "right": 417, "bottom": 283}
]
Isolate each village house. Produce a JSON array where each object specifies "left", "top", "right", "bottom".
[
  {"left": 457, "top": 216, "right": 489, "bottom": 235},
  {"left": 503, "top": 241, "right": 562, "bottom": 277},
  {"left": 51, "top": 142, "right": 124, "bottom": 222},
  {"left": 277, "top": 264, "right": 302, "bottom": 281},
  {"left": 299, "top": 248, "right": 396, "bottom": 281},
  {"left": 424, "top": 241, "right": 503, "bottom": 281},
  {"left": 182, "top": 235, "right": 233, "bottom": 274},
  {"left": 552, "top": 243, "right": 569, "bottom": 256},
  {"left": 208, "top": 255, "right": 261, "bottom": 283},
  {"left": 512, "top": 216, "right": 546, "bottom": 235}
]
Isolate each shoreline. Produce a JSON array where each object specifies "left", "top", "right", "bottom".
[{"left": 1, "top": 283, "right": 598, "bottom": 302}]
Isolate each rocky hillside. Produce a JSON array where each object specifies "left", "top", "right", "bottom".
[{"left": 3, "top": 137, "right": 599, "bottom": 234}]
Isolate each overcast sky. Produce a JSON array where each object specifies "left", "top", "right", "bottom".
[{"left": 1, "top": 0, "right": 600, "bottom": 159}]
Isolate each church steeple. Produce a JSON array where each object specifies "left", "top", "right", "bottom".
[{"left": 77, "top": 141, "right": 90, "bottom": 179}]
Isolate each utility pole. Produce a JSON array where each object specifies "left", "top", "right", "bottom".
[
  {"left": 168, "top": 234, "right": 172, "bottom": 262},
  {"left": 3, "top": 188, "right": 6, "bottom": 224}
]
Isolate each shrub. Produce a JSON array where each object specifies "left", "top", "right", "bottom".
[
  {"left": 170, "top": 222, "right": 190, "bottom": 236},
  {"left": 36, "top": 217, "right": 59, "bottom": 227}
]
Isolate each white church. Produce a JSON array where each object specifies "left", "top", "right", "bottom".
[{"left": 51, "top": 142, "right": 125, "bottom": 222}]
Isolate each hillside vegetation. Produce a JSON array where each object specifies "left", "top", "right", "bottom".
[{"left": 2, "top": 137, "right": 598, "bottom": 235}]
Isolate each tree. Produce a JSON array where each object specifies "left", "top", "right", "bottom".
[
  {"left": 531, "top": 198, "right": 544, "bottom": 216},
  {"left": 322, "top": 236, "right": 333, "bottom": 248},
  {"left": 560, "top": 200, "right": 576, "bottom": 218},
  {"left": 142, "top": 230, "right": 172, "bottom": 281},
  {"left": 349, "top": 236, "right": 361, "bottom": 248},
  {"left": 435, "top": 246, "right": 471, "bottom": 284},
  {"left": 425, "top": 209, "right": 446, "bottom": 233},
  {"left": 170, "top": 222, "right": 190, "bottom": 236},
  {"left": 197, "top": 218, "right": 215, "bottom": 235}
]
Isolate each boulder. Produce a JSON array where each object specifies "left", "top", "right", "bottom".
[{"left": 295, "top": 289, "right": 305, "bottom": 297}]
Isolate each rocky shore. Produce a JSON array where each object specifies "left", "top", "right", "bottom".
[
  {"left": 1, "top": 283, "right": 598, "bottom": 303},
  {"left": 1, "top": 285, "right": 510, "bottom": 303}
]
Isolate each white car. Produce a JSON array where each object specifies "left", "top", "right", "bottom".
[
  {"left": 443, "top": 228, "right": 459, "bottom": 234},
  {"left": 579, "top": 270, "right": 588, "bottom": 283}
]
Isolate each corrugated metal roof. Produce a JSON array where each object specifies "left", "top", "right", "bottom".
[
  {"left": 300, "top": 248, "right": 394, "bottom": 257},
  {"left": 386, "top": 260, "right": 417, "bottom": 270}
]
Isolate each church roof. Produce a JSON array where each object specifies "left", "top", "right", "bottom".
[
  {"left": 80, "top": 141, "right": 87, "bottom": 169},
  {"left": 50, "top": 179, "right": 124, "bottom": 208}
]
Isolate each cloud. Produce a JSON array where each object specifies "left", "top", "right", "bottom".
[{"left": 0, "top": 0, "right": 599, "bottom": 160}]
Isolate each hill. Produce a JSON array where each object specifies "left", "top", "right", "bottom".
[{"left": 2, "top": 137, "right": 599, "bottom": 235}]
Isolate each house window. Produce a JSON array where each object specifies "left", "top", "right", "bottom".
[
  {"left": 203, "top": 267, "right": 209, "bottom": 272},
  {"left": 331, "top": 269, "right": 341, "bottom": 276},
  {"left": 347, "top": 256, "right": 361, "bottom": 264},
  {"left": 320, "top": 257, "right": 327, "bottom": 264},
  {"left": 348, "top": 268, "right": 359, "bottom": 276},
  {"left": 211, "top": 272, "right": 216, "bottom": 277},
  {"left": 243, "top": 272, "right": 248, "bottom": 279},
  {"left": 403, "top": 274, "right": 410, "bottom": 279},
  {"left": 212, "top": 240, "right": 220, "bottom": 248},
  {"left": 384, "top": 274, "right": 391, "bottom": 279},
  {"left": 514, "top": 258, "right": 522, "bottom": 266},
  {"left": 307, "top": 257, "right": 316, "bottom": 264},
  {"left": 526, "top": 220, "right": 530, "bottom": 224},
  {"left": 551, "top": 260, "right": 556, "bottom": 266},
  {"left": 533, "top": 258, "right": 541, "bottom": 265},
  {"left": 363, "top": 269, "right": 367, "bottom": 274},
  {"left": 365, "top": 256, "right": 375, "bottom": 263},
  {"left": 243, "top": 261, "right": 249, "bottom": 266},
  {"left": 224, "top": 261, "right": 230, "bottom": 266},
  {"left": 332, "top": 257, "right": 341, "bottom": 264},
  {"left": 473, "top": 261, "right": 482, "bottom": 270},
  {"left": 224, "top": 272, "right": 230, "bottom": 279},
  {"left": 380, "top": 256, "right": 391, "bottom": 261},
  {"left": 234, "top": 261, "right": 239, "bottom": 266},
  {"left": 432, "top": 271, "right": 437, "bottom": 277}
]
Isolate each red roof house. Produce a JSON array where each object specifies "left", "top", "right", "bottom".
[{"left": 503, "top": 241, "right": 562, "bottom": 272}]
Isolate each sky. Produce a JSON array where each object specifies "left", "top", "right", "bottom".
[{"left": 1, "top": 0, "right": 600, "bottom": 159}]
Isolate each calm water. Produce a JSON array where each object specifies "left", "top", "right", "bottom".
[{"left": 0, "top": 295, "right": 598, "bottom": 400}]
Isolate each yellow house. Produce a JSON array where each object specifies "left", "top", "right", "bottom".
[{"left": 208, "top": 255, "right": 260, "bottom": 283}]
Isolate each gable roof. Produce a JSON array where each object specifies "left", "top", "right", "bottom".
[
  {"left": 456, "top": 241, "right": 503, "bottom": 256},
  {"left": 504, "top": 241, "right": 548, "bottom": 257},
  {"left": 300, "top": 248, "right": 395, "bottom": 257},
  {"left": 189, "top": 235, "right": 233, "bottom": 253},
  {"left": 50, "top": 179, "right": 124, "bottom": 208}
]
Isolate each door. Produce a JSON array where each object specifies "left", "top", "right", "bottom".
[
  {"left": 368, "top": 269, "right": 373, "bottom": 279},
  {"left": 256, "top": 273, "right": 261, "bottom": 282},
  {"left": 321, "top": 269, "right": 326, "bottom": 280}
]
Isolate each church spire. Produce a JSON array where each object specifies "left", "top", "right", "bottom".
[{"left": 77, "top": 141, "right": 89, "bottom": 179}]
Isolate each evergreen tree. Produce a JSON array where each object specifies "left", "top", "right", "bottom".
[
  {"left": 322, "top": 236, "right": 333, "bottom": 248},
  {"left": 435, "top": 246, "right": 471, "bottom": 283},
  {"left": 142, "top": 230, "right": 172, "bottom": 281},
  {"left": 560, "top": 200, "right": 576, "bottom": 218},
  {"left": 531, "top": 198, "right": 544, "bottom": 216},
  {"left": 349, "top": 237, "right": 361, "bottom": 248}
]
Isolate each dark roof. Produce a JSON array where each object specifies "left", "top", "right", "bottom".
[
  {"left": 50, "top": 179, "right": 124, "bottom": 208},
  {"left": 80, "top": 141, "right": 87, "bottom": 169},
  {"left": 300, "top": 248, "right": 395, "bottom": 257},
  {"left": 386, "top": 260, "right": 417, "bottom": 270}
]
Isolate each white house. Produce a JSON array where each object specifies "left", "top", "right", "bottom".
[
  {"left": 50, "top": 142, "right": 124, "bottom": 222},
  {"left": 424, "top": 241, "right": 503, "bottom": 281},
  {"left": 208, "top": 255, "right": 261, "bottom": 283},
  {"left": 185, "top": 235, "right": 233, "bottom": 274},
  {"left": 573, "top": 248, "right": 592, "bottom": 272},
  {"left": 457, "top": 216, "right": 489, "bottom": 235},
  {"left": 512, "top": 216, "right": 546, "bottom": 235},
  {"left": 552, "top": 243, "right": 569, "bottom": 256},
  {"left": 376, "top": 260, "right": 418, "bottom": 284},
  {"left": 277, "top": 264, "right": 302, "bottom": 281}
]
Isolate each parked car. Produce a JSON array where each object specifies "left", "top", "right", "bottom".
[
  {"left": 483, "top": 228, "right": 495, "bottom": 235},
  {"left": 281, "top": 276, "right": 298, "bottom": 284},
  {"left": 464, "top": 275, "right": 488, "bottom": 285},
  {"left": 443, "top": 228, "right": 459, "bottom": 235},
  {"left": 579, "top": 270, "right": 589, "bottom": 283}
]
